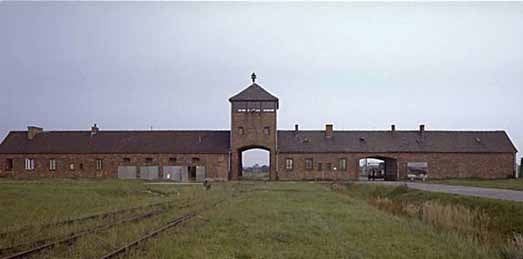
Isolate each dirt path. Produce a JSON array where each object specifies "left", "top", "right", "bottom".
[{"left": 360, "top": 181, "right": 523, "bottom": 202}]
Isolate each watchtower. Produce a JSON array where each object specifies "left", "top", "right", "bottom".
[{"left": 229, "top": 73, "right": 279, "bottom": 180}]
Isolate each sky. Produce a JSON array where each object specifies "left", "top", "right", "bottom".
[{"left": 1, "top": 2, "right": 522, "bottom": 166}]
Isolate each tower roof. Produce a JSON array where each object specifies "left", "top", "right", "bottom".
[{"left": 229, "top": 83, "right": 279, "bottom": 102}]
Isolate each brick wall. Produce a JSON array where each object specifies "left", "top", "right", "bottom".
[
  {"left": 277, "top": 152, "right": 515, "bottom": 180},
  {"left": 230, "top": 111, "right": 277, "bottom": 180},
  {"left": 0, "top": 153, "right": 229, "bottom": 180}
]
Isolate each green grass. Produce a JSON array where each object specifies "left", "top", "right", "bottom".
[
  {"left": 1, "top": 179, "right": 520, "bottom": 258},
  {"left": 343, "top": 183, "right": 523, "bottom": 244},
  {"left": 427, "top": 178, "right": 523, "bottom": 191},
  {"left": 135, "top": 182, "right": 497, "bottom": 259}
]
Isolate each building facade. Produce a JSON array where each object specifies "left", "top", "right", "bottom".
[{"left": 0, "top": 76, "right": 518, "bottom": 180}]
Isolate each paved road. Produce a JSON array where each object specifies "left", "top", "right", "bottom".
[{"left": 360, "top": 181, "right": 523, "bottom": 202}]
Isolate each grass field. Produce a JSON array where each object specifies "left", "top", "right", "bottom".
[
  {"left": 0, "top": 179, "right": 521, "bottom": 258},
  {"left": 427, "top": 178, "right": 523, "bottom": 191}
]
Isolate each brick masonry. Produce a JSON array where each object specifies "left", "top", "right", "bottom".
[
  {"left": 230, "top": 110, "right": 277, "bottom": 180},
  {"left": 277, "top": 152, "right": 515, "bottom": 180},
  {"left": 0, "top": 153, "right": 228, "bottom": 180}
]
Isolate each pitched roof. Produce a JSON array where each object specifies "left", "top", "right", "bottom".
[
  {"left": 278, "top": 130, "right": 517, "bottom": 153},
  {"left": 229, "top": 83, "right": 279, "bottom": 102},
  {"left": 0, "top": 131, "right": 230, "bottom": 154}
]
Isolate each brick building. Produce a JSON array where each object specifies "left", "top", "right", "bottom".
[{"left": 0, "top": 75, "right": 518, "bottom": 181}]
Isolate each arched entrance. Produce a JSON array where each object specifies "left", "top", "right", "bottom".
[
  {"left": 237, "top": 146, "right": 271, "bottom": 181},
  {"left": 359, "top": 156, "right": 398, "bottom": 181}
]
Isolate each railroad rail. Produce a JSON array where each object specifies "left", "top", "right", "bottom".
[
  {"left": 0, "top": 199, "right": 176, "bottom": 240},
  {"left": 2, "top": 208, "right": 167, "bottom": 259},
  {"left": 100, "top": 212, "right": 196, "bottom": 259}
]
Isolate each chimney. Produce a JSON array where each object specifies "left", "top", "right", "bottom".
[
  {"left": 27, "top": 126, "right": 43, "bottom": 140},
  {"left": 294, "top": 124, "right": 299, "bottom": 134},
  {"left": 325, "top": 124, "right": 333, "bottom": 138},
  {"left": 391, "top": 124, "right": 396, "bottom": 134},
  {"left": 419, "top": 124, "right": 425, "bottom": 137},
  {"left": 91, "top": 124, "right": 99, "bottom": 136}
]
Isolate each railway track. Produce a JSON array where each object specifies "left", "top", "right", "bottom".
[
  {"left": 100, "top": 212, "right": 196, "bottom": 259},
  {"left": 1, "top": 207, "right": 168, "bottom": 259},
  {"left": 0, "top": 199, "right": 176, "bottom": 240},
  {"left": 100, "top": 200, "right": 224, "bottom": 259}
]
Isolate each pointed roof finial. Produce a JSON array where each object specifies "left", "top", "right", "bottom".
[{"left": 251, "top": 72, "right": 256, "bottom": 83}]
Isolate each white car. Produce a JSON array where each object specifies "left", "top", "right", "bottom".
[{"left": 407, "top": 173, "right": 428, "bottom": 181}]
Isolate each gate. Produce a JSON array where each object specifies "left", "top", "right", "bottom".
[
  {"left": 196, "top": 166, "right": 206, "bottom": 182},
  {"left": 140, "top": 166, "right": 160, "bottom": 180},
  {"left": 117, "top": 166, "right": 137, "bottom": 179},
  {"left": 163, "top": 166, "right": 186, "bottom": 182}
]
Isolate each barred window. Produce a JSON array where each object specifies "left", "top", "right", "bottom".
[
  {"left": 96, "top": 159, "right": 103, "bottom": 170},
  {"left": 339, "top": 158, "right": 347, "bottom": 171},
  {"left": 25, "top": 158, "right": 35, "bottom": 171},
  {"left": 263, "top": 127, "right": 270, "bottom": 135},
  {"left": 49, "top": 159, "right": 56, "bottom": 171},
  {"left": 285, "top": 158, "right": 294, "bottom": 170},
  {"left": 5, "top": 159, "right": 13, "bottom": 171},
  {"left": 305, "top": 158, "right": 313, "bottom": 170}
]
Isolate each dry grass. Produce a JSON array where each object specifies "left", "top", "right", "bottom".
[{"left": 363, "top": 186, "right": 523, "bottom": 259}]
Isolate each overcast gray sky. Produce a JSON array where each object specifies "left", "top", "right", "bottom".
[{"left": 1, "top": 2, "right": 522, "bottom": 166}]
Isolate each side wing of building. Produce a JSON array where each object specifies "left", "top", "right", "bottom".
[
  {"left": 0, "top": 130, "right": 231, "bottom": 181},
  {"left": 277, "top": 129, "right": 518, "bottom": 180}
]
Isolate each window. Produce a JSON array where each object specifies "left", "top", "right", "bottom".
[
  {"left": 305, "top": 158, "right": 313, "bottom": 170},
  {"left": 49, "top": 159, "right": 56, "bottom": 171},
  {"left": 5, "top": 159, "right": 13, "bottom": 171},
  {"left": 145, "top": 158, "right": 153, "bottom": 163},
  {"left": 238, "top": 127, "right": 245, "bottom": 135},
  {"left": 79, "top": 163, "right": 84, "bottom": 170},
  {"left": 192, "top": 157, "right": 200, "bottom": 163},
  {"left": 96, "top": 159, "right": 103, "bottom": 170},
  {"left": 25, "top": 158, "right": 35, "bottom": 171},
  {"left": 264, "top": 127, "right": 270, "bottom": 135},
  {"left": 169, "top": 157, "right": 177, "bottom": 163},
  {"left": 326, "top": 163, "right": 332, "bottom": 171},
  {"left": 339, "top": 158, "right": 347, "bottom": 171},
  {"left": 123, "top": 158, "right": 131, "bottom": 163},
  {"left": 69, "top": 163, "right": 75, "bottom": 171},
  {"left": 285, "top": 158, "right": 294, "bottom": 170},
  {"left": 318, "top": 163, "right": 323, "bottom": 171}
]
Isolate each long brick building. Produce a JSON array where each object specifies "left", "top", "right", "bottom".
[{"left": 0, "top": 75, "right": 518, "bottom": 181}]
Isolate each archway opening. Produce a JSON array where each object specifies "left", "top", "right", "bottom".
[
  {"left": 359, "top": 157, "right": 398, "bottom": 181},
  {"left": 240, "top": 148, "right": 270, "bottom": 180}
]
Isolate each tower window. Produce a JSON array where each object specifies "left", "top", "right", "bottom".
[{"left": 264, "top": 127, "right": 270, "bottom": 135}]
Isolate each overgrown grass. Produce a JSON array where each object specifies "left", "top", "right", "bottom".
[
  {"left": 134, "top": 182, "right": 497, "bottom": 259},
  {"left": 0, "top": 179, "right": 519, "bottom": 258},
  {"left": 337, "top": 183, "right": 523, "bottom": 258},
  {"left": 428, "top": 178, "right": 523, "bottom": 191}
]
